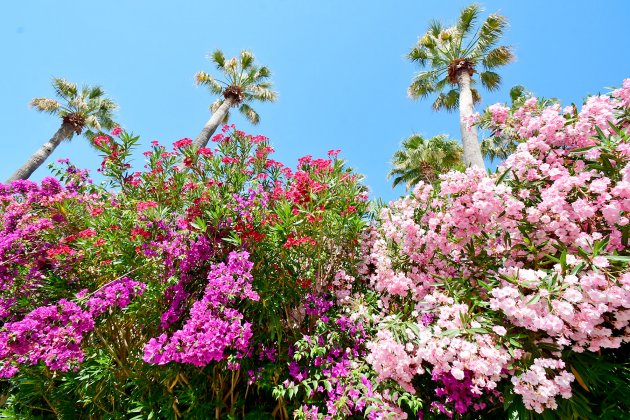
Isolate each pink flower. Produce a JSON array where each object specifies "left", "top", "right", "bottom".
[
  {"left": 592, "top": 256, "right": 609, "bottom": 268},
  {"left": 173, "top": 138, "right": 193, "bottom": 148},
  {"left": 198, "top": 147, "right": 213, "bottom": 157},
  {"left": 492, "top": 326, "right": 507, "bottom": 336}
]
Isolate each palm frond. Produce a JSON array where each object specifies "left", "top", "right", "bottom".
[
  {"left": 456, "top": 4, "right": 481, "bottom": 36},
  {"left": 479, "top": 71, "right": 501, "bottom": 91},
  {"left": 84, "top": 115, "right": 101, "bottom": 131},
  {"left": 194, "top": 71, "right": 223, "bottom": 94},
  {"left": 240, "top": 50, "right": 254, "bottom": 69},
  {"left": 211, "top": 49, "right": 226, "bottom": 69},
  {"left": 473, "top": 13, "right": 508, "bottom": 54},
  {"left": 388, "top": 132, "right": 463, "bottom": 189},
  {"left": 224, "top": 57, "right": 238, "bottom": 74},
  {"left": 96, "top": 98, "right": 118, "bottom": 113},
  {"left": 408, "top": 45, "right": 431, "bottom": 66},
  {"left": 239, "top": 103, "right": 260, "bottom": 125},
  {"left": 481, "top": 134, "right": 517, "bottom": 162},
  {"left": 86, "top": 86, "right": 105, "bottom": 100},
  {"left": 68, "top": 96, "right": 88, "bottom": 112},
  {"left": 432, "top": 89, "right": 459, "bottom": 112},
  {"left": 254, "top": 66, "right": 272, "bottom": 82},
  {"left": 433, "top": 76, "right": 450, "bottom": 92},
  {"left": 408, "top": 71, "right": 440, "bottom": 99},
  {"left": 51, "top": 78, "right": 77, "bottom": 100},
  {"left": 482, "top": 45, "right": 514, "bottom": 69},
  {"left": 428, "top": 20, "right": 443, "bottom": 38},
  {"left": 30, "top": 98, "right": 61, "bottom": 114},
  {"left": 249, "top": 85, "right": 277, "bottom": 102},
  {"left": 471, "top": 88, "right": 482, "bottom": 105},
  {"left": 210, "top": 99, "right": 223, "bottom": 113},
  {"left": 94, "top": 114, "right": 117, "bottom": 131},
  {"left": 509, "top": 85, "right": 532, "bottom": 104}
]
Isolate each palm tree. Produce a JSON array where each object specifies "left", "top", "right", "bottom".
[
  {"left": 193, "top": 49, "right": 277, "bottom": 149},
  {"left": 388, "top": 133, "right": 463, "bottom": 190},
  {"left": 407, "top": 3, "right": 514, "bottom": 170},
  {"left": 6, "top": 78, "right": 118, "bottom": 183}
]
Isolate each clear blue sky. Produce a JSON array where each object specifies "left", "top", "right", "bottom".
[{"left": 1, "top": 1, "right": 628, "bottom": 202}]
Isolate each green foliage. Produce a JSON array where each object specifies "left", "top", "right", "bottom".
[
  {"left": 408, "top": 3, "right": 514, "bottom": 109},
  {"left": 388, "top": 133, "right": 464, "bottom": 190},
  {"left": 195, "top": 49, "right": 277, "bottom": 126},
  {"left": 31, "top": 77, "right": 118, "bottom": 141}
]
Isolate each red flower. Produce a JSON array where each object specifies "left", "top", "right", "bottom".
[
  {"left": 283, "top": 234, "right": 317, "bottom": 248},
  {"left": 198, "top": 147, "right": 213, "bottom": 157},
  {"left": 296, "top": 278, "right": 311, "bottom": 289},
  {"left": 131, "top": 228, "right": 151, "bottom": 240},
  {"left": 136, "top": 201, "right": 158, "bottom": 212},
  {"left": 173, "top": 138, "right": 193, "bottom": 148},
  {"left": 221, "top": 156, "right": 239, "bottom": 164},
  {"left": 47, "top": 245, "right": 75, "bottom": 258},
  {"left": 90, "top": 208, "right": 104, "bottom": 217},
  {"left": 78, "top": 228, "right": 97, "bottom": 238},
  {"left": 110, "top": 127, "right": 122, "bottom": 136}
]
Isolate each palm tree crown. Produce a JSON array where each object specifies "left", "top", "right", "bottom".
[
  {"left": 6, "top": 78, "right": 117, "bottom": 182},
  {"left": 407, "top": 4, "right": 514, "bottom": 111},
  {"left": 31, "top": 78, "right": 118, "bottom": 139},
  {"left": 195, "top": 49, "right": 277, "bottom": 128},
  {"left": 388, "top": 134, "right": 463, "bottom": 190}
]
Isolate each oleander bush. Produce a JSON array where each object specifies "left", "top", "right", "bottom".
[{"left": 351, "top": 79, "right": 630, "bottom": 418}]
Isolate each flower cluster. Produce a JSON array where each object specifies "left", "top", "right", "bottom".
[
  {"left": 510, "top": 358, "right": 574, "bottom": 413},
  {"left": 143, "top": 252, "right": 259, "bottom": 366},
  {"left": 363, "top": 80, "right": 630, "bottom": 416},
  {"left": 0, "top": 278, "right": 145, "bottom": 378}
]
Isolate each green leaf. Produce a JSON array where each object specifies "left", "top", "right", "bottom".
[
  {"left": 495, "top": 167, "right": 510, "bottom": 185},
  {"left": 526, "top": 294, "right": 541, "bottom": 305},
  {"left": 441, "top": 329, "right": 461, "bottom": 337}
]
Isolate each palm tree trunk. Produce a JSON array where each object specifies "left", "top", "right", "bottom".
[
  {"left": 456, "top": 71, "right": 486, "bottom": 170},
  {"left": 6, "top": 123, "right": 75, "bottom": 183},
  {"left": 193, "top": 98, "right": 234, "bottom": 149}
]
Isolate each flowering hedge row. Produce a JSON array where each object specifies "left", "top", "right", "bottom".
[{"left": 1, "top": 80, "right": 629, "bottom": 419}]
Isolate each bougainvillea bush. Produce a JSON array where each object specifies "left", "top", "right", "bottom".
[
  {"left": 356, "top": 80, "right": 629, "bottom": 418},
  {"left": 0, "top": 126, "right": 369, "bottom": 418}
]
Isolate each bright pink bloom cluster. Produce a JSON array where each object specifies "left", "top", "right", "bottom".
[
  {"left": 143, "top": 251, "right": 259, "bottom": 366},
  {"left": 0, "top": 278, "right": 145, "bottom": 378}
]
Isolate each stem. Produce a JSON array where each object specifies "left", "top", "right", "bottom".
[{"left": 94, "top": 329, "right": 131, "bottom": 377}]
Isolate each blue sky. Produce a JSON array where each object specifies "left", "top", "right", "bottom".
[{"left": 1, "top": 1, "right": 628, "bottom": 202}]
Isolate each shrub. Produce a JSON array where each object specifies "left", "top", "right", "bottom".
[
  {"left": 360, "top": 80, "right": 630, "bottom": 418},
  {"left": 0, "top": 126, "right": 368, "bottom": 418}
]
